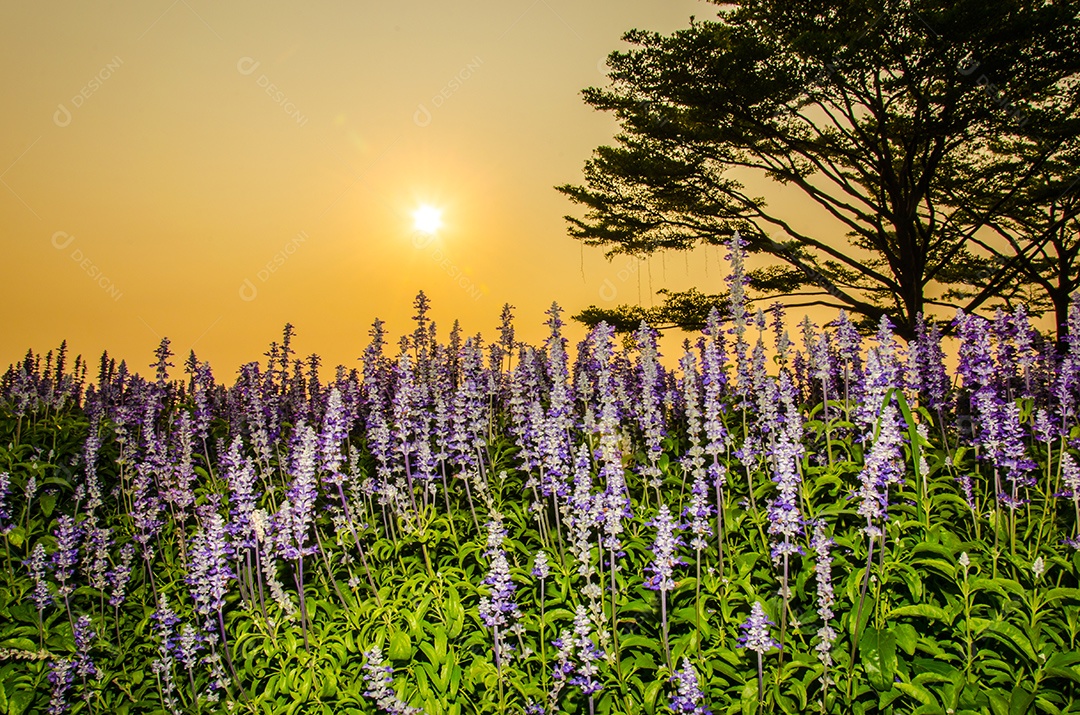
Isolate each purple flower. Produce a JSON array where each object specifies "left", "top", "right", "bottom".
[
  {"left": 567, "top": 444, "right": 597, "bottom": 578},
  {"left": 47, "top": 658, "right": 74, "bottom": 715},
  {"left": 854, "top": 404, "right": 905, "bottom": 537},
  {"left": 28, "top": 544, "right": 52, "bottom": 612},
  {"left": 771, "top": 303, "right": 791, "bottom": 366},
  {"left": 766, "top": 425, "right": 803, "bottom": 562},
  {"left": 52, "top": 515, "right": 81, "bottom": 599},
  {"left": 131, "top": 456, "right": 164, "bottom": 561},
  {"left": 685, "top": 471, "right": 714, "bottom": 552},
  {"left": 532, "top": 550, "right": 551, "bottom": 580},
  {"left": 360, "top": 646, "right": 423, "bottom": 715},
  {"left": 830, "top": 311, "right": 863, "bottom": 377},
  {"left": 855, "top": 317, "right": 903, "bottom": 436},
  {"left": 991, "top": 400, "right": 1036, "bottom": 506},
  {"left": 1061, "top": 453, "right": 1080, "bottom": 542},
  {"left": 955, "top": 311, "right": 997, "bottom": 394},
  {"left": 164, "top": 413, "right": 197, "bottom": 514},
  {"left": 635, "top": 322, "right": 667, "bottom": 489},
  {"left": 319, "top": 386, "right": 350, "bottom": 480},
  {"left": 151, "top": 596, "right": 182, "bottom": 714},
  {"left": 726, "top": 231, "right": 751, "bottom": 399},
  {"left": 738, "top": 601, "right": 778, "bottom": 654},
  {"left": 701, "top": 307, "right": 730, "bottom": 464},
  {"left": 186, "top": 510, "right": 235, "bottom": 621},
  {"left": 79, "top": 428, "right": 103, "bottom": 514},
  {"left": 736, "top": 606, "right": 773, "bottom": 711},
  {"left": 451, "top": 338, "right": 489, "bottom": 470},
  {"left": 82, "top": 524, "right": 112, "bottom": 591},
  {"left": 590, "top": 324, "right": 630, "bottom": 552},
  {"left": 810, "top": 521, "right": 837, "bottom": 677},
  {"left": 1033, "top": 408, "right": 1057, "bottom": 444},
  {"left": 222, "top": 437, "right": 257, "bottom": 546},
  {"left": 510, "top": 346, "right": 545, "bottom": 473},
  {"left": 478, "top": 513, "right": 521, "bottom": 668},
  {"left": 910, "top": 315, "right": 950, "bottom": 413},
  {"left": 540, "top": 303, "right": 574, "bottom": 498},
  {"left": 0, "top": 472, "right": 12, "bottom": 535},
  {"left": 568, "top": 605, "right": 604, "bottom": 696},
  {"left": 1012, "top": 306, "right": 1038, "bottom": 396},
  {"left": 1063, "top": 453, "right": 1080, "bottom": 501},
  {"left": 277, "top": 423, "right": 319, "bottom": 560},
  {"left": 669, "top": 657, "right": 711, "bottom": 714},
  {"left": 73, "top": 615, "right": 96, "bottom": 680},
  {"left": 176, "top": 623, "right": 203, "bottom": 672},
  {"left": 107, "top": 543, "right": 136, "bottom": 608},
  {"left": 680, "top": 347, "right": 706, "bottom": 476},
  {"left": 645, "top": 505, "right": 683, "bottom": 593},
  {"left": 190, "top": 359, "right": 215, "bottom": 440}
]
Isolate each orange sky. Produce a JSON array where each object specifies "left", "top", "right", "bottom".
[{"left": 2, "top": 0, "right": 745, "bottom": 377}]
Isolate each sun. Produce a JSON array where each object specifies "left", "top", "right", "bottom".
[{"left": 412, "top": 205, "right": 443, "bottom": 234}]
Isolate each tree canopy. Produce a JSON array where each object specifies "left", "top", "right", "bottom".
[{"left": 558, "top": 0, "right": 1080, "bottom": 340}]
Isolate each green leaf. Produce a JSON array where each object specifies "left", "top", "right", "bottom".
[
  {"left": 1043, "top": 666, "right": 1080, "bottom": 686},
  {"left": 1046, "top": 652, "right": 1080, "bottom": 670},
  {"left": 8, "top": 688, "right": 33, "bottom": 715},
  {"left": 740, "top": 678, "right": 759, "bottom": 715},
  {"left": 643, "top": 678, "right": 663, "bottom": 715},
  {"left": 1008, "top": 683, "right": 1035, "bottom": 715},
  {"left": 6, "top": 526, "right": 24, "bottom": 549},
  {"left": 889, "top": 604, "right": 952, "bottom": 624},
  {"left": 445, "top": 587, "right": 464, "bottom": 638},
  {"left": 969, "top": 577, "right": 1008, "bottom": 598},
  {"left": 859, "top": 626, "right": 898, "bottom": 692},
  {"left": 892, "top": 623, "right": 918, "bottom": 656},
  {"left": 1044, "top": 588, "right": 1080, "bottom": 604},
  {"left": 0, "top": 638, "right": 37, "bottom": 653},
  {"left": 981, "top": 620, "right": 1038, "bottom": 663},
  {"left": 433, "top": 625, "right": 447, "bottom": 663},
  {"left": 388, "top": 629, "right": 412, "bottom": 661},
  {"left": 893, "top": 680, "right": 936, "bottom": 707}
]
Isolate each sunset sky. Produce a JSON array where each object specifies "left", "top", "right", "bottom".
[{"left": 1, "top": 0, "right": 728, "bottom": 378}]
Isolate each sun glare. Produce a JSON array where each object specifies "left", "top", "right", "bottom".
[{"left": 412, "top": 205, "right": 443, "bottom": 234}]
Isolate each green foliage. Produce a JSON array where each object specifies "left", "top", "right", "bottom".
[
  {"left": 1, "top": 374, "right": 1079, "bottom": 713},
  {"left": 575, "top": 288, "right": 729, "bottom": 333},
  {"left": 558, "top": 0, "right": 1080, "bottom": 340}
]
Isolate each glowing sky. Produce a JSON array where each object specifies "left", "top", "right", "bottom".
[{"left": 1, "top": 1, "right": 726, "bottom": 376}]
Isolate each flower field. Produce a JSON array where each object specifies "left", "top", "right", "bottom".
[{"left": 2, "top": 242, "right": 1080, "bottom": 714}]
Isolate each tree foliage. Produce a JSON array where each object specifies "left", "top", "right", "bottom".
[{"left": 558, "top": 0, "right": 1080, "bottom": 339}]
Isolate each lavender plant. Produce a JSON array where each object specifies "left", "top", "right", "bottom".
[{"left": 1, "top": 289, "right": 1079, "bottom": 715}]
